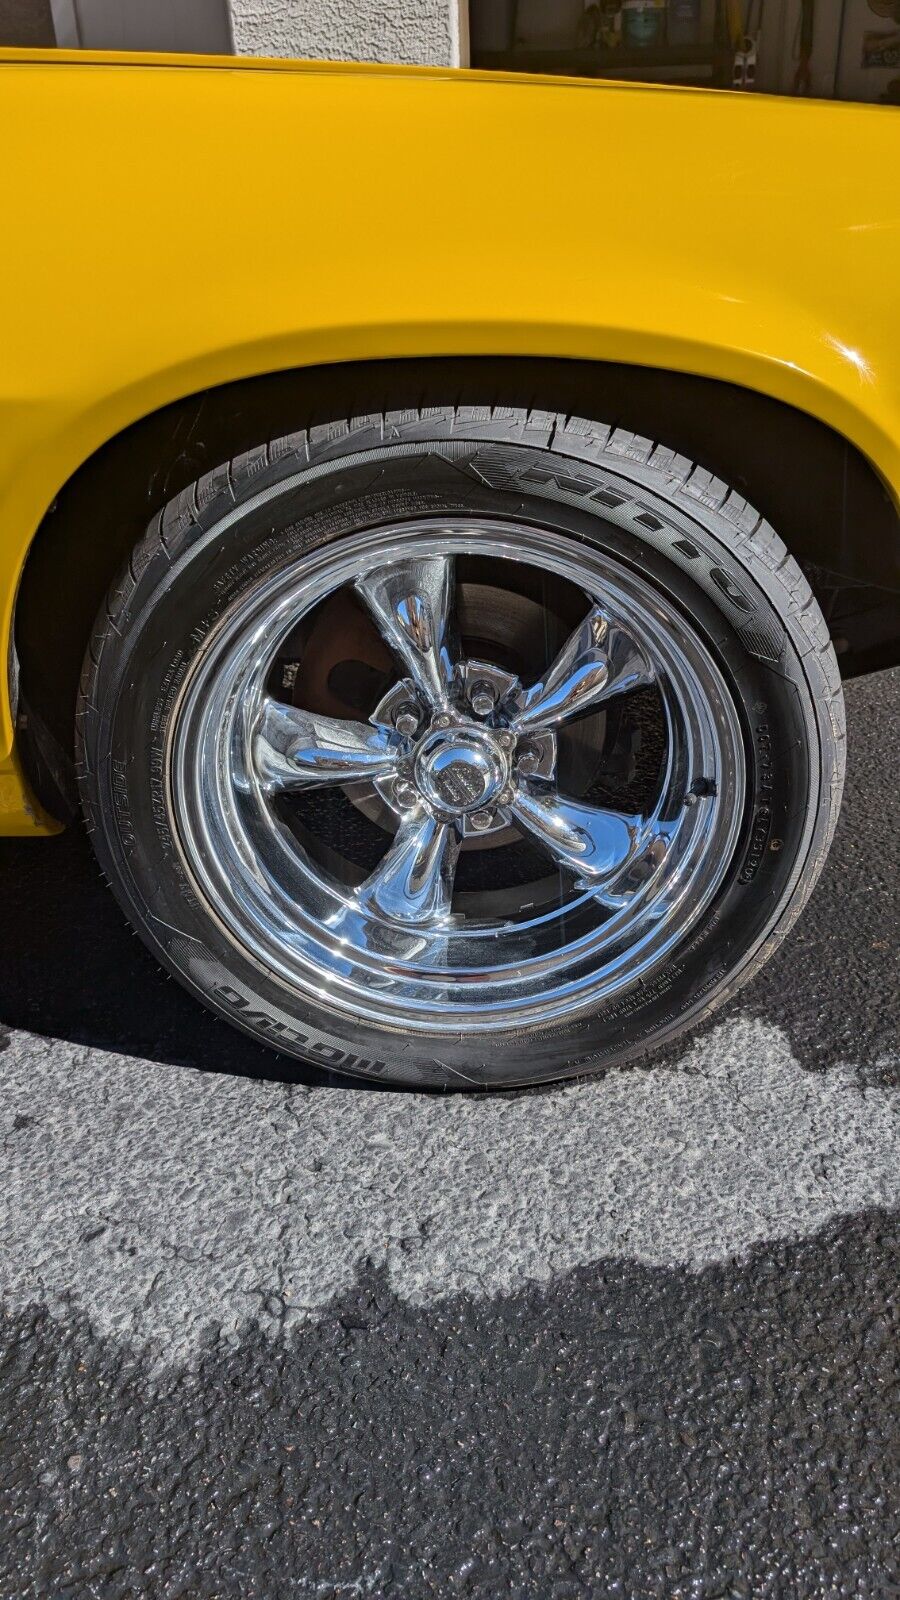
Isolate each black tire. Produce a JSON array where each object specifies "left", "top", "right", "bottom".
[{"left": 78, "top": 406, "right": 845, "bottom": 1088}]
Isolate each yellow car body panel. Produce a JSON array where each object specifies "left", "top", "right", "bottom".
[{"left": 1, "top": 48, "right": 899, "bottom": 832}]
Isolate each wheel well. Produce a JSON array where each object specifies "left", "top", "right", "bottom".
[{"left": 14, "top": 355, "right": 900, "bottom": 813}]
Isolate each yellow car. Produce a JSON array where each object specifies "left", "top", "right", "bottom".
[{"left": 2, "top": 47, "right": 898, "bottom": 1086}]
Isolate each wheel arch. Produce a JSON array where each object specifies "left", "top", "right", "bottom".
[{"left": 11, "top": 354, "right": 900, "bottom": 822}]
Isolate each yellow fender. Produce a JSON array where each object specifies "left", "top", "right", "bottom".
[{"left": 1, "top": 50, "right": 899, "bottom": 827}]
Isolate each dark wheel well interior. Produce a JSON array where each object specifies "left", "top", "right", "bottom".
[{"left": 14, "top": 356, "right": 900, "bottom": 816}]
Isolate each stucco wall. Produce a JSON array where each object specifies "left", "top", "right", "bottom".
[{"left": 229, "top": 0, "right": 462, "bottom": 65}]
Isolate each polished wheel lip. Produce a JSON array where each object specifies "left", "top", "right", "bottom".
[{"left": 168, "top": 518, "right": 746, "bottom": 1035}]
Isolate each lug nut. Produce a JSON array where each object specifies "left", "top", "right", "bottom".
[
  {"left": 516, "top": 746, "right": 541, "bottom": 776},
  {"left": 393, "top": 704, "right": 420, "bottom": 738},
  {"left": 393, "top": 780, "right": 418, "bottom": 810},
  {"left": 497, "top": 730, "right": 517, "bottom": 752},
  {"left": 469, "top": 809, "right": 494, "bottom": 831},
  {"left": 470, "top": 680, "right": 497, "bottom": 718}
]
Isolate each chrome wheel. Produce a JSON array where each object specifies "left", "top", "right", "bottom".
[{"left": 170, "top": 519, "right": 746, "bottom": 1035}]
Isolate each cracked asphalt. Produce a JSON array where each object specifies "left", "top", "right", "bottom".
[{"left": 1, "top": 667, "right": 898, "bottom": 1598}]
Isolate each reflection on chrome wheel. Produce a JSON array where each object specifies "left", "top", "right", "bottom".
[
  {"left": 171, "top": 520, "right": 745, "bottom": 1034},
  {"left": 79, "top": 404, "right": 843, "bottom": 1087}
]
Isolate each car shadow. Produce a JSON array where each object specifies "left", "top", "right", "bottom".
[{"left": 0, "top": 827, "right": 355, "bottom": 1088}]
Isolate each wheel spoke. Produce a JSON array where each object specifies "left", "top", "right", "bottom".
[
  {"left": 253, "top": 698, "right": 400, "bottom": 792},
  {"left": 354, "top": 554, "right": 455, "bottom": 710},
  {"left": 510, "top": 782, "right": 642, "bottom": 883},
  {"left": 513, "top": 605, "right": 655, "bottom": 732},
  {"left": 355, "top": 810, "right": 459, "bottom": 925}
]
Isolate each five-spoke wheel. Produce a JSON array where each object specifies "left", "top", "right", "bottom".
[
  {"left": 252, "top": 551, "right": 671, "bottom": 922},
  {"left": 170, "top": 519, "right": 745, "bottom": 1036},
  {"left": 79, "top": 405, "right": 843, "bottom": 1085}
]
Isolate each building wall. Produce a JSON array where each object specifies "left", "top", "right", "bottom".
[
  {"left": 47, "top": 0, "right": 232, "bottom": 53},
  {"left": 229, "top": 0, "right": 464, "bottom": 65},
  {"left": 5, "top": 0, "right": 464, "bottom": 66},
  {"left": 0, "top": 0, "right": 54, "bottom": 44}
]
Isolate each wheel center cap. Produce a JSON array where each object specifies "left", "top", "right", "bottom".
[{"left": 414, "top": 728, "right": 506, "bottom": 816}]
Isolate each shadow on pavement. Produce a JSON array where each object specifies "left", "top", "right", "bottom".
[{"left": 0, "top": 826, "right": 344, "bottom": 1088}]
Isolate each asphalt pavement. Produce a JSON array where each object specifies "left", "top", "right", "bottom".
[{"left": 1, "top": 667, "right": 898, "bottom": 1599}]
